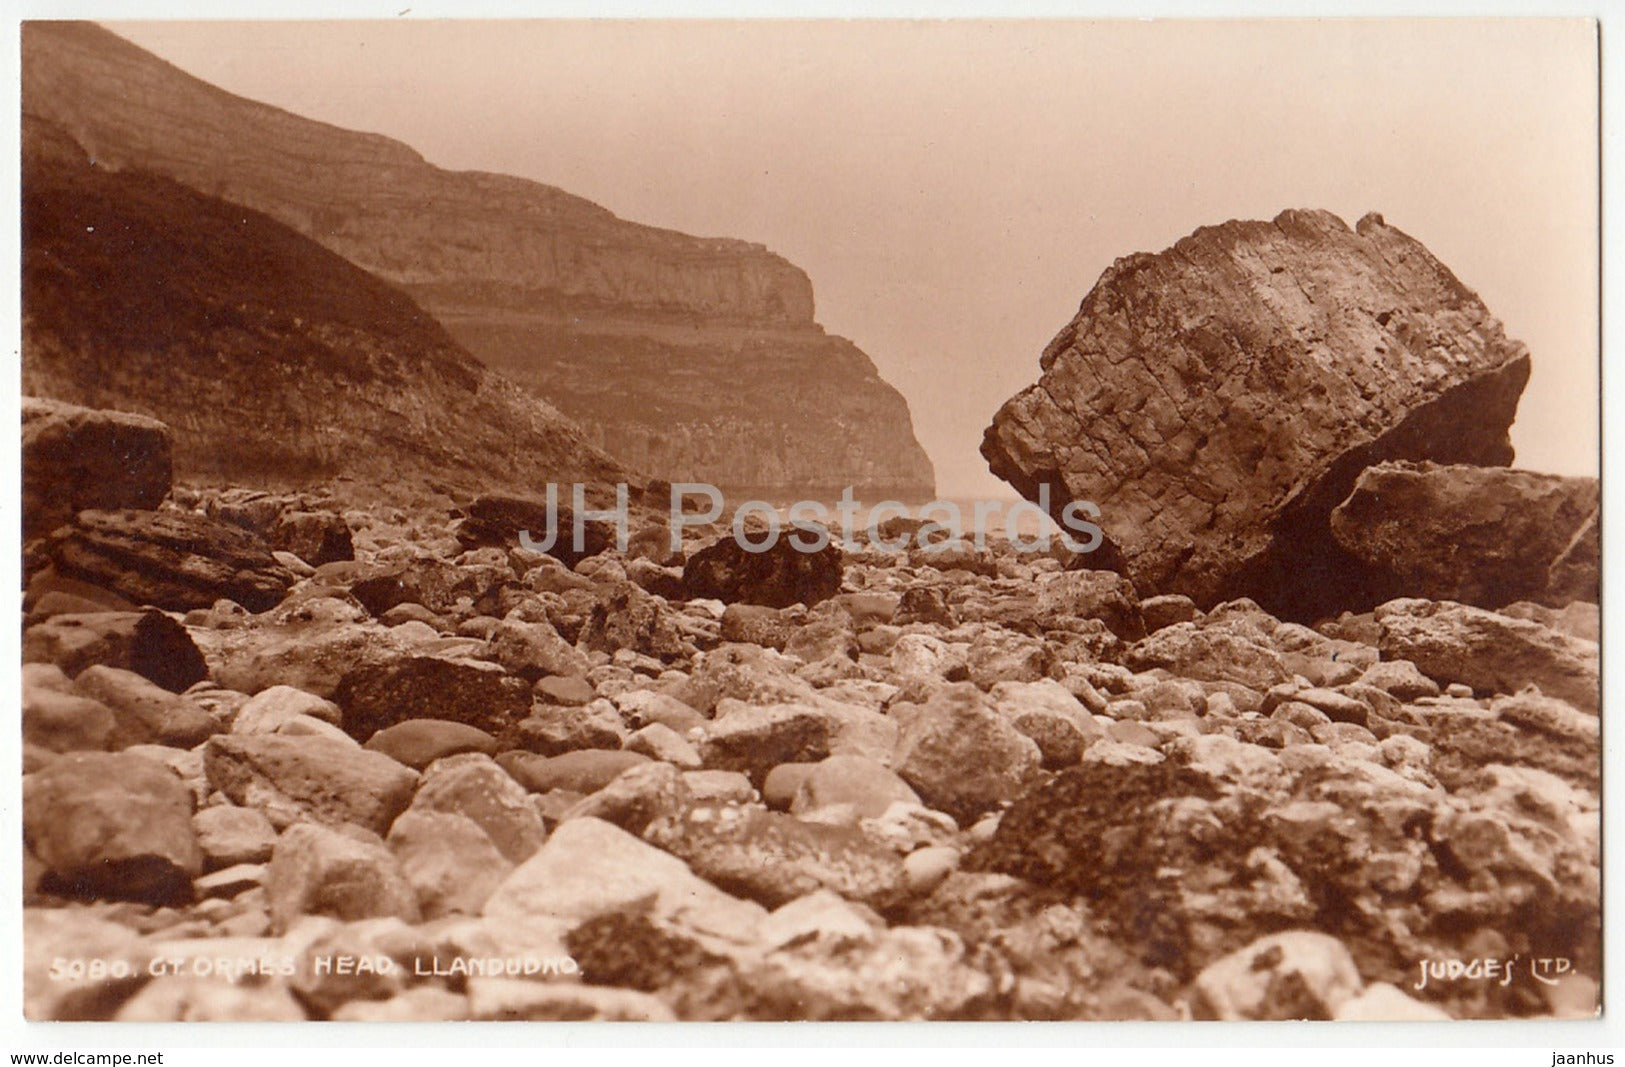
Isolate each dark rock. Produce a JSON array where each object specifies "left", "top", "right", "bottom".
[
  {"left": 457, "top": 493, "right": 617, "bottom": 567},
  {"left": 22, "top": 609, "right": 208, "bottom": 691},
  {"left": 22, "top": 397, "right": 172, "bottom": 541},
  {"left": 38, "top": 509, "right": 294, "bottom": 612},
  {"left": 1329, "top": 462, "right": 1598, "bottom": 609},
  {"left": 348, "top": 558, "right": 502, "bottom": 619},
  {"left": 362, "top": 719, "right": 499, "bottom": 770},
  {"left": 270, "top": 510, "right": 354, "bottom": 566},
  {"left": 25, "top": 751, "right": 202, "bottom": 903},
  {"left": 682, "top": 532, "right": 843, "bottom": 609},
  {"left": 894, "top": 585, "right": 956, "bottom": 627},
  {"left": 983, "top": 210, "right": 1531, "bottom": 621},
  {"left": 332, "top": 654, "right": 532, "bottom": 741}
]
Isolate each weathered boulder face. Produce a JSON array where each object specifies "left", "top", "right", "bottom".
[
  {"left": 35, "top": 509, "right": 295, "bottom": 613},
  {"left": 1330, "top": 462, "right": 1599, "bottom": 610},
  {"left": 982, "top": 210, "right": 1532, "bottom": 621},
  {"left": 22, "top": 397, "right": 172, "bottom": 541}
]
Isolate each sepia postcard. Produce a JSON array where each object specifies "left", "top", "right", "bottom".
[{"left": 13, "top": 14, "right": 1601, "bottom": 1028}]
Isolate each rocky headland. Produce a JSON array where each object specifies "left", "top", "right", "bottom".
[{"left": 20, "top": 21, "right": 935, "bottom": 498}]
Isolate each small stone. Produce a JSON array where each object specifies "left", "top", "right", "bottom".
[
  {"left": 1192, "top": 931, "right": 1363, "bottom": 1021},
  {"left": 409, "top": 753, "right": 548, "bottom": 864},
  {"left": 562, "top": 760, "right": 691, "bottom": 835},
  {"left": 363, "top": 719, "right": 499, "bottom": 770},
  {"left": 387, "top": 809, "right": 514, "bottom": 918},
  {"left": 193, "top": 863, "right": 267, "bottom": 899},
  {"left": 790, "top": 754, "right": 921, "bottom": 818},
  {"left": 193, "top": 804, "right": 278, "bottom": 868},
  {"left": 533, "top": 674, "right": 597, "bottom": 706},
  {"left": 903, "top": 846, "right": 961, "bottom": 895},
  {"left": 22, "top": 680, "right": 115, "bottom": 753},
  {"left": 232, "top": 685, "right": 344, "bottom": 734},
  {"left": 500, "top": 749, "right": 651, "bottom": 796},
  {"left": 623, "top": 722, "right": 703, "bottom": 769},
  {"left": 892, "top": 682, "right": 1042, "bottom": 823},
  {"left": 683, "top": 769, "right": 758, "bottom": 805},
  {"left": 204, "top": 734, "right": 419, "bottom": 834},
  {"left": 112, "top": 975, "right": 305, "bottom": 1021},
  {"left": 264, "top": 822, "right": 420, "bottom": 933},
  {"left": 482, "top": 816, "right": 766, "bottom": 943}
]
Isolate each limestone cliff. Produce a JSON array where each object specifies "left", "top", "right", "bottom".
[
  {"left": 22, "top": 113, "right": 632, "bottom": 498},
  {"left": 983, "top": 209, "right": 1531, "bottom": 620},
  {"left": 21, "top": 21, "right": 935, "bottom": 498}
]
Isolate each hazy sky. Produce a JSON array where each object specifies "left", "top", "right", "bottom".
[{"left": 108, "top": 18, "right": 1599, "bottom": 497}]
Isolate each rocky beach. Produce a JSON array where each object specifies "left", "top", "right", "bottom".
[{"left": 17, "top": 20, "right": 1600, "bottom": 1026}]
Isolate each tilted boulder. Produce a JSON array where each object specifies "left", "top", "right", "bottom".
[
  {"left": 982, "top": 210, "right": 1531, "bottom": 620},
  {"left": 1330, "top": 462, "right": 1598, "bottom": 609}
]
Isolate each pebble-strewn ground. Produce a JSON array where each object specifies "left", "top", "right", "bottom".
[{"left": 21, "top": 485, "right": 1600, "bottom": 1022}]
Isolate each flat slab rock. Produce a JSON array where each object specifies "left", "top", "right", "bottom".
[
  {"left": 36, "top": 508, "right": 294, "bottom": 612},
  {"left": 982, "top": 209, "right": 1531, "bottom": 620}
]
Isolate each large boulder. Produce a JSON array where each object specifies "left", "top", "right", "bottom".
[
  {"left": 22, "top": 396, "right": 172, "bottom": 541},
  {"left": 24, "top": 751, "right": 202, "bottom": 903},
  {"left": 682, "top": 532, "right": 843, "bottom": 609},
  {"left": 1330, "top": 462, "right": 1598, "bottom": 609},
  {"left": 1375, "top": 598, "right": 1599, "bottom": 714},
  {"left": 982, "top": 210, "right": 1531, "bottom": 621},
  {"left": 36, "top": 508, "right": 294, "bottom": 612}
]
